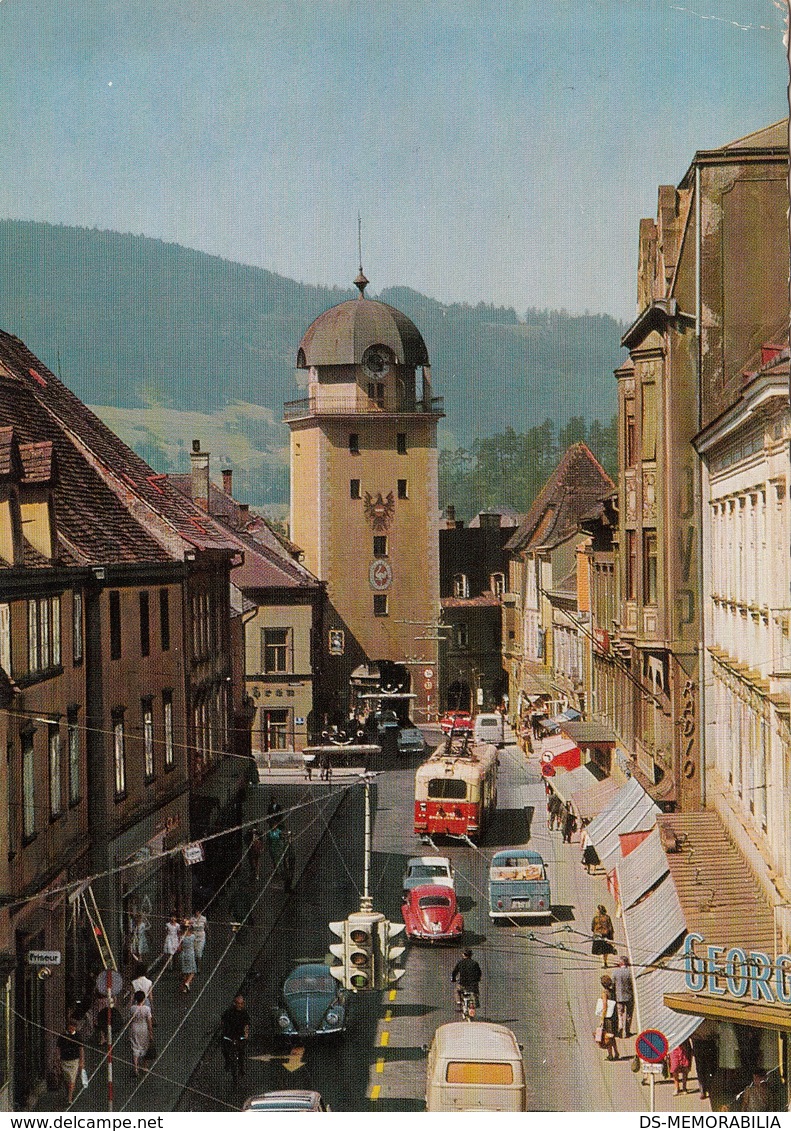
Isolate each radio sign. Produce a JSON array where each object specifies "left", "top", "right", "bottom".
[
  {"left": 683, "top": 932, "right": 791, "bottom": 1004},
  {"left": 28, "top": 950, "right": 61, "bottom": 967}
]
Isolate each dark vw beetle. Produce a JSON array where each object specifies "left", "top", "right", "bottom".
[
  {"left": 401, "top": 883, "right": 464, "bottom": 944},
  {"left": 274, "top": 962, "right": 348, "bottom": 1040}
]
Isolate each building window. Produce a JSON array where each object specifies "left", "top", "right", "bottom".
[
  {"left": 262, "top": 628, "right": 292, "bottom": 674},
  {"left": 67, "top": 707, "right": 80, "bottom": 806},
  {"left": 48, "top": 723, "right": 62, "bottom": 818},
  {"left": 625, "top": 400, "right": 637, "bottom": 468},
  {"left": 72, "top": 591, "right": 83, "bottom": 665},
  {"left": 397, "top": 433, "right": 407, "bottom": 455},
  {"left": 159, "top": 588, "right": 170, "bottom": 651},
  {"left": 139, "top": 591, "right": 150, "bottom": 658},
  {"left": 452, "top": 574, "right": 470, "bottom": 599},
  {"left": 368, "top": 382, "right": 385, "bottom": 408},
  {"left": 643, "top": 530, "right": 658, "bottom": 605},
  {"left": 0, "top": 603, "right": 10, "bottom": 675},
  {"left": 625, "top": 531, "right": 637, "bottom": 601},
  {"left": 27, "top": 600, "right": 38, "bottom": 673},
  {"left": 39, "top": 598, "right": 50, "bottom": 670},
  {"left": 350, "top": 479, "right": 361, "bottom": 500},
  {"left": 373, "top": 535, "right": 388, "bottom": 558},
  {"left": 262, "top": 708, "right": 289, "bottom": 751},
  {"left": 109, "top": 591, "right": 122, "bottom": 660},
  {"left": 349, "top": 433, "right": 359, "bottom": 454},
  {"left": 112, "top": 711, "right": 126, "bottom": 798},
  {"left": 490, "top": 573, "right": 505, "bottom": 597},
  {"left": 397, "top": 479, "right": 408, "bottom": 499},
  {"left": 142, "top": 699, "right": 155, "bottom": 781},
  {"left": 642, "top": 383, "right": 657, "bottom": 461},
  {"left": 25, "top": 596, "right": 61, "bottom": 674},
  {"left": 51, "top": 596, "right": 61, "bottom": 667},
  {"left": 454, "top": 623, "right": 469, "bottom": 648},
  {"left": 163, "top": 691, "right": 174, "bottom": 769},
  {"left": 373, "top": 594, "right": 388, "bottom": 617},
  {"left": 22, "top": 731, "right": 35, "bottom": 840}
]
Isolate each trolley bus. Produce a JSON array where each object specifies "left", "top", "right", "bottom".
[{"left": 414, "top": 738, "right": 498, "bottom": 841}]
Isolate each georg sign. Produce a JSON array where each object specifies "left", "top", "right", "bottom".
[{"left": 683, "top": 932, "right": 791, "bottom": 1004}]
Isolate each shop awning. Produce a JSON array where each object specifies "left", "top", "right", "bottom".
[
  {"left": 662, "top": 991, "right": 791, "bottom": 1034},
  {"left": 560, "top": 719, "right": 617, "bottom": 745},
  {"left": 570, "top": 776, "right": 620, "bottom": 823},
  {"left": 586, "top": 777, "right": 660, "bottom": 869},
  {"left": 655, "top": 811, "right": 775, "bottom": 954},
  {"left": 616, "top": 826, "right": 669, "bottom": 911},
  {"left": 633, "top": 963, "right": 702, "bottom": 1049},
  {"left": 550, "top": 763, "right": 604, "bottom": 805},
  {"left": 622, "top": 872, "right": 686, "bottom": 968}
]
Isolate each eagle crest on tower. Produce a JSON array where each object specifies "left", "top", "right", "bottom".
[{"left": 363, "top": 490, "right": 395, "bottom": 532}]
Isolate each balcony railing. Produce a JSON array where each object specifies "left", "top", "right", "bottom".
[{"left": 284, "top": 394, "right": 444, "bottom": 421}]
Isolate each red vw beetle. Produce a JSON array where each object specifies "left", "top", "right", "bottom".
[
  {"left": 401, "top": 884, "right": 464, "bottom": 944},
  {"left": 439, "top": 711, "right": 473, "bottom": 736}
]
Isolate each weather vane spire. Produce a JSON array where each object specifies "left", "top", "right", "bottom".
[{"left": 354, "top": 212, "right": 369, "bottom": 298}]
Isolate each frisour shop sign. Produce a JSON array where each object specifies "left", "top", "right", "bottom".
[{"left": 683, "top": 932, "right": 791, "bottom": 1004}]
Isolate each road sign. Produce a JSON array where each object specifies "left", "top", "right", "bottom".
[
  {"left": 27, "top": 950, "right": 61, "bottom": 966},
  {"left": 95, "top": 969, "right": 124, "bottom": 997},
  {"left": 182, "top": 842, "right": 205, "bottom": 865},
  {"left": 423, "top": 668, "right": 433, "bottom": 679},
  {"left": 636, "top": 1029, "right": 668, "bottom": 1063}
]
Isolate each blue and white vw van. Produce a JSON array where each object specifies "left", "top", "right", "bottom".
[{"left": 488, "top": 848, "right": 551, "bottom": 921}]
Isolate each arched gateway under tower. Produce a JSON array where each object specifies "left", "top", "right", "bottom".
[{"left": 285, "top": 272, "right": 444, "bottom": 723}]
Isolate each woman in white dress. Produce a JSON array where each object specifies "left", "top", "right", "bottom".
[
  {"left": 162, "top": 913, "right": 181, "bottom": 963},
  {"left": 191, "top": 911, "right": 207, "bottom": 966},
  {"left": 128, "top": 990, "right": 153, "bottom": 1075}
]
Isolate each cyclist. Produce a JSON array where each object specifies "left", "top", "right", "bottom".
[
  {"left": 451, "top": 948, "right": 482, "bottom": 1012},
  {"left": 221, "top": 994, "right": 251, "bottom": 1082}
]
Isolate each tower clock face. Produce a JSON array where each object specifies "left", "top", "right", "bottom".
[{"left": 363, "top": 349, "right": 389, "bottom": 377}]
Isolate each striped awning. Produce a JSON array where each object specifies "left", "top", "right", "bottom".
[
  {"left": 585, "top": 777, "right": 660, "bottom": 869},
  {"left": 549, "top": 763, "right": 602, "bottom": 805},
  {"left": 632, "top": 960, "right": 702, "bottom": 1051},
  {"left": 622, "top": 872, "right": 686, "bottom": 969},
  {"left": 571, "top": 776, "right": 621, "bottom": 823},
  {"left": 616, "top": 827, "right": 670, "bottom": 911}
]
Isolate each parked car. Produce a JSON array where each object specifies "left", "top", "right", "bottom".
[
  {"left": 397, "top": 726, "right": 426, "bottom": 756},
  {"left": 439, "top": 711, "right": 473, "bottom": 735},
  {"left": 402, "top": 855, "right": 455, "bottom": 899},
  {"left": 473, "top": 712, "right": 506, "bottom": 746},
  {"left": 242, "top": 1091, "right": 329, "bottom": 1111},
  {"left": 375, "top": 709, "right": 401, "bottom": 735},
  {"left": 273, "top": 962, "right": 348, "bottom": 1040},
  {"left": 401, "top": 884, "right": 464, "bottom": 943}
]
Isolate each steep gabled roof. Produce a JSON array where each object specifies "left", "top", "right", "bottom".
[
  {"left": 505, "top": 443, "right": 615, "bottom": 555},
  {"left": 0, "top": 330, "right": 238, "bottom": 562}
]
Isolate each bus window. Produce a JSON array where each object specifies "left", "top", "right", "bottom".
[
  {"left": 428, "top": 779, "right": 467, "bottom": 800},
  {"left": 446, "top": 1062, "right": 514, "bottom": 1085}
]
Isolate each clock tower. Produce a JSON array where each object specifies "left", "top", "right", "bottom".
[{"left": 285, "top": 271, "right": 443, "bottom": 721}]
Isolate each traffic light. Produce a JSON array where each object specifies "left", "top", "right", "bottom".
[
  {"left": 328, "top": 920, "right": 346, "bottom": 985},
  {"left": 346, "top": 911, "right": 378, "bottom": 990},
  {"left": 375, "top": 919, "right": 406, "bottom": 990}
]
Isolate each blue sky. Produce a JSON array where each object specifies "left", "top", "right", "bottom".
[{"left": 0, "top": 0, "right": 787, "bottom": 319}]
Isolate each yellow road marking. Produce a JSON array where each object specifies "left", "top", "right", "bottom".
[
  {"left": 389, "top": 989, "right": 397, "bottom": 1001},
  {"left": 376, "top": 1058, "right": 385, "bottom": 1074},
  {"left": 380, "top": 1030, "right": 390, "bottom": 1047},
  {"left": 370, "top": 1084, "right": 381, "bottom": 1101},
  {"left": 384, "top": 1009, "right": 392, "bottom": 1021}
]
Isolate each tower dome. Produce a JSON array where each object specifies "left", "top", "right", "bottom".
[{"left": 297, "top": 280, "right": 429, "bottom": 370}]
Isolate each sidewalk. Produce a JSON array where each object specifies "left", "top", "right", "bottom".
[
  {"left": 525, "top": 737, "right": 706, "bottom": 1113},
  {"left": 32, "top": 775, "right": 351, "bottom": 1114}
]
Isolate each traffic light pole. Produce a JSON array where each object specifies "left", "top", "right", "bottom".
[{"left": 361, "top": 771, "right": 373, "bottom": 913}]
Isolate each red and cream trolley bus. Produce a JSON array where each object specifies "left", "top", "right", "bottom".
[{"left": 414, "top": 739, "right": 498, "bottom": 841}]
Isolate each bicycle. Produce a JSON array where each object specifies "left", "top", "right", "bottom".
[{"left": 459, "top": 987, "right": 477, "bottom": 1021}]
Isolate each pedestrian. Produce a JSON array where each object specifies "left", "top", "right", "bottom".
[
  {"left": 129, "top": 910, "right": 151, "bottom": 963},
  {"left": 267, "top": 823, "right": 285, "bottom": 868},
  {"left": 56, "top": 1018, "right": 84, "bottom": 1104},
  {"left": 561, "top": 808, "right": 577, "bottom": 843},
  {"left": 221, "top": 993, "right": 251, "bottom": 1083},
  {"left": 691, "top": 1017, "right": 719, "bottom": 1103},
  {"left": 591, "top": 904, "right": 615, "bottom": 968},
  {"left": 248, "top": 828, "right": 264, "bottom": 881},
  {"left": 128, "top": 990, "right": 154, "bottom": 1076},
  {"left": 547, "top": 791, "right": 562, "bottom": 831},
  {"left": 738, "top": 1071, "right": 770, "bottom": 1111},
  {"left": 129, "top": 962, "right": 154, "bottom": 1017},
  {"left": 162, "top": 912, "right": 181, "bottom": 964},
  {"left": 267, "top": 797, "right": 284, "bottom": 828},
  {"left": 595, "top": 974, "right": 619, "bottom": 1061},
  {"left": 281, "top": 828, "right": 296, "bottom": 893},
  {"left": 580, "top": 826, "right": 600, "bottom": 874},
  {"left": 669, "top": 1039, "right": 693, "bottom": 1095},
  {"left": 612, "top": 955, "right": 634, "bottom": 1037},
  {"left": 319, "top": 747, "right": 332, "bottom": 782},
  {"left": 191, "top": 910, "right": 208, "bottom": 966},
  {"left": 179, "top": 921, "right": 197, "bottom": 991},
  {"left": 94, "top": 994, "right": 122, "bottom": 1048}
]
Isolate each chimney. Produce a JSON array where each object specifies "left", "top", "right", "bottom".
[
  {"left": 190, "top": 439, "right": 210, "bottom": 512},
  {"left": 222, "top": 468, "right": 233, "bottom": 496},
  {"left": 445, "top": 504, "right": 456, "bottom": 529},
  {"left": 238, "top": 503, "right": 249, "bottom": 527}
]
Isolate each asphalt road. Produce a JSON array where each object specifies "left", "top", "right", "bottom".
[{"left": 182, "top": 732, "right": 659, "bottom": 1112}]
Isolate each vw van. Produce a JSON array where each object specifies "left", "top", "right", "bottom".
[
  {"left": 425, "top": 1021, "right": 526, "bottom": 1111},
  {"left": 488, "top": 848, "right": 551, "bottom": 920},
  {"left": 473, "top": 712, "right": 505, "bottom": 747}
]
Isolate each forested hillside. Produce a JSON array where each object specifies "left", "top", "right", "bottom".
[{"left": 0, "top": 220, "right": 625, "bottom": 509}]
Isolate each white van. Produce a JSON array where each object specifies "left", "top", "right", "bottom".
[
  {"left": 473, "top": 712, "right": 505, "bottom": 747},
  {"left": 425, "top": 1021, "right": 526, "bottom": 1111}
]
